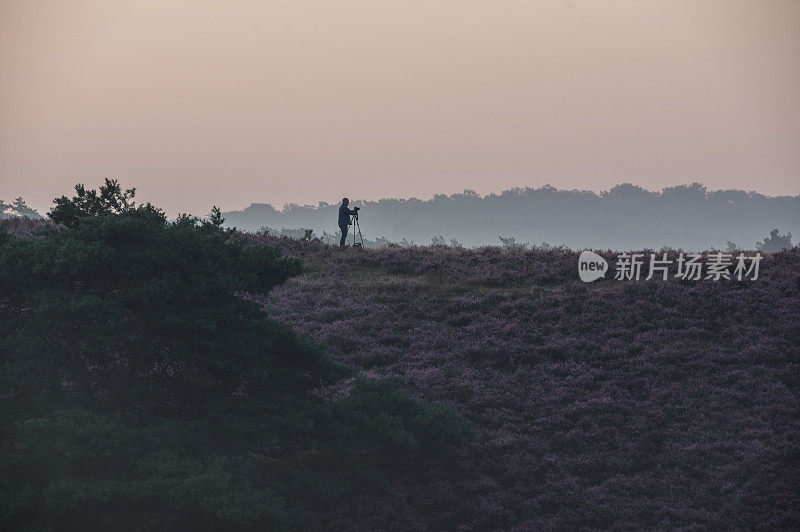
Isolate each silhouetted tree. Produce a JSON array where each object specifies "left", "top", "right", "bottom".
[
  {"left": 49, "top": 178, "right": 144, "bottom": 228},
  {"left": 208, "top": 205, "right": 225, "bottom": 227},
  {"left": 756, "top": 229, "right": 792, "bottom": 253}
]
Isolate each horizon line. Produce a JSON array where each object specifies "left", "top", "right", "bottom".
[{"left": 225, "top": 181, "right": 800, "bottom": 214}]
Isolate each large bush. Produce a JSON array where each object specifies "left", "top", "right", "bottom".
[{"left": 0, "top": 183, "right": 471, "bottom": 529}]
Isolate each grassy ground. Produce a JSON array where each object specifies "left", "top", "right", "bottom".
[{"left": 257, "top": 238, "right": 800, "bottom": 529}]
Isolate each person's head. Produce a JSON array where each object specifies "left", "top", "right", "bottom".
[{"left": 342, "top": 198, "right": 349, "bottom": 206}]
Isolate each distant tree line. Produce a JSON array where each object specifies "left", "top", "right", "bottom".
[{"left": 222, "top": 183, "right": 800, "bottom": 251}]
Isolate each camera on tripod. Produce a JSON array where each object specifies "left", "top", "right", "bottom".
[{"left": 351, "top": 207, "right": 363, "bottom": 247}]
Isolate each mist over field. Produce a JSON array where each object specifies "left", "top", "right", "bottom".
[{"left": 222, "top": 183, "right": 800, "bottom": 250}]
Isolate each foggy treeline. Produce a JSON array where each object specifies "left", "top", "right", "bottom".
[
  {"left": 0, "top": 198, "right": 42, "bottom": 220},
  {"left": 222, "top": 183, "right": 800, "bottom": 250}
]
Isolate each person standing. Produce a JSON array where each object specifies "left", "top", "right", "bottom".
[{"left": 338, "top": 198, "right": 359, "bottom": 247}]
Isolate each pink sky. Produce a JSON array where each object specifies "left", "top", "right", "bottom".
[{"left": 1, "top": 0, "right": 799, "bottom": 216}]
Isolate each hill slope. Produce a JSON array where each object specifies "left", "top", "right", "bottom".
[{"left": 253, "top": 237, "right": 800, "bottom": 529}]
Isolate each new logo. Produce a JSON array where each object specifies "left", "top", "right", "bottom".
[{"left": 578, "top": 250, "right": 608, "bottom": 282}]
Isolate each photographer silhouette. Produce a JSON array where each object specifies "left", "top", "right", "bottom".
[{"left": 338, "top": 198, "right": 359, "bottom": 247}]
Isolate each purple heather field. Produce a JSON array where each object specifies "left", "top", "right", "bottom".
[{"left": 248, "top": 235, "right": 799, "bottom": 529}]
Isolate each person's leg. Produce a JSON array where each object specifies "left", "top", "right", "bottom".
[{"left": 339, "top": 225, "right": 348, "bottom": 247}]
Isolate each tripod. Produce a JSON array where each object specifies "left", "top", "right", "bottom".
[{"left": 351, "top": 212, "right": 364, "bottom": 248}]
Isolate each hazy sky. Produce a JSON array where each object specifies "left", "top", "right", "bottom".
[{"left": 2, "top": 0, "right": 799, "bottom": 216}]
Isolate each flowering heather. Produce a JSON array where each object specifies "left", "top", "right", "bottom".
[{"left": 252, "top": 234, "right": 800, "bottom": 529}]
